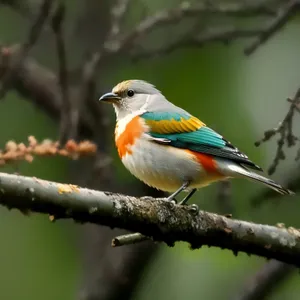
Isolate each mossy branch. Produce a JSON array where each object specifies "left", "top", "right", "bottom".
[{"left": 0, "top": 172, "right": 299, "bottom": 266}]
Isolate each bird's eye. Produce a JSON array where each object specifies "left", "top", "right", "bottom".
[{"left": 127, "top": 89, "right": 134, "bottom": 97}]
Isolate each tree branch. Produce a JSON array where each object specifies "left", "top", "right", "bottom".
[
  {"left": 51, "top": 3, "right": 76, "bottom": 144},
  {"left": 0, "top": 0, "right": 40, "bottom": 17},
  {"left": 123, "top": 0, "right": 277, "bottom": 41},
  {"left": 87, "top": 1, "right": 284, "bottom": 66},
  {"left": 251, "top": 87, "right": 300, "bottom": 207},
  {"left": 0, "top": 45, "right": 95, "bottom": 136},
  {"left": 0, "top": 0, "right": 54, "bottom": 99},
  {"left": 0, "top": 172, "right": 300, "bottom": 266},
  {"left": 234, "top": 260, "right": 295, "bottom": 300},
  {"left": 244, "top": 0, "right": 300, "bottom": 55},
  {"left": 108, "top": 0, "right": 131, "bottom": 40},
  {"left": 130, "top": 28, "right": 263, "bottom": 60},
  {"left": 255, "top": 88, "right": 300, "bottom": 175}
]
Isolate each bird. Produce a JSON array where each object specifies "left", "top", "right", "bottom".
[{"left": 99, "top": 79, "right": 294, "bottom": 206}]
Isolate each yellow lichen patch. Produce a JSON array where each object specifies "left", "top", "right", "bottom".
[
  {"left": 146, "top": 116, "right": 205, "bottom": 134},
  {"left": 57, "top": 184, "right": 80, "bottom": 194}
]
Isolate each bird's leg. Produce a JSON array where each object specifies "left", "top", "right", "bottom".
[
  {"left": 179, "top": 188, "right": 197, "bottom": 205},
  {"left": 179, "top": 188, "right": 199, "bottom": 214},
  {"left": 166, "top": 181, "right": 190, "bottom": 203}
]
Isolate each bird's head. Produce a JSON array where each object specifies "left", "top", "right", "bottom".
[{"left": 99, "top": 80, "right": 163, "bottom": 120}]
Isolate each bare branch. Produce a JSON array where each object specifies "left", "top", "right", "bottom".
[
  {"left": 0, "top": 0, "right": 39, "bottom": 17},
  {"left": 51, "top": 3, "right": 79, "bottom": 144},
  {"left": 0, "top": 0, "right": 54, "bottom": 99},
  {"left": 131, "top": 28, "right": 263, "bottom": 60},
  {"left": 124, "top": 1, "right": 276, "bottom": 41},
  {"left": 234, "top": 260, "right": 295, "bottom": 300},
  {"left": 113, "top": 1, "right": 277, "bottom": 54},
  {"left": 108, "top": 0, "right": 131, "bottom": 39},
  {"left": 255, "top": 88, "right": 300, "bottom": 175},
  {"left": 245, "top": 0, "right": 300, "bottom": 55},
  {"left": 0, "top": 45, "right": 95, "bottom": 136},
  {"left": 55, "top": 1, "right": 296, "bottom": 87},
  {"left": 0, "top": 172, "right": 299, "bottom": 266},
  {"left": 93, "top": 1, "right": 281, "bottom": 64},
  {"left": 250, "top": 88, "right": 300, "bottom": 207}
]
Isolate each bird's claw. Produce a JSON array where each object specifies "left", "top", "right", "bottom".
[
  {"left": 177, "top": 200, "right": 199, "bottom": 214},
  {"left": 189, "top": 204, "right": 199, "bottom": 215},
  {"left": 166, "top": 196, "right": 177, "bottom": 204}
]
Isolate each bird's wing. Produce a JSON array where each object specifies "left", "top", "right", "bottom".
[{"left": 141, "top": 111, "right": 262, "bottom": 171}]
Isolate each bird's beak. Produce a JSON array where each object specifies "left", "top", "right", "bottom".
[{"left": 99, "top": 92, "right": 121, "bottom": 103}]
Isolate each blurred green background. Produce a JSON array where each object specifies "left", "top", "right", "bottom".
[{"left": 0, "top": 1, "right": 300, "bottom": 300}]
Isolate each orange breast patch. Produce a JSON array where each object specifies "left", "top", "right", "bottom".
[{"left": 115, "top": 116, "right": 144, "bottom": 158}]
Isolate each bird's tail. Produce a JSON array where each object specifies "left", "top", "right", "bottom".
[{"left": 227, "top": 164, "right": 294, "bottom": 195}]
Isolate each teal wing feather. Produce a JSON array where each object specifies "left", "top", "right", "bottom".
[
  {"left": 142, "top": 111, "right": 191, "bottom": 121},
  {"left": 141, "top": 111, "right": 262, "bottom": 171}
]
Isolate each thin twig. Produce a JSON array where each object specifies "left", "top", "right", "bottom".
[
  {"left": 245, "top": 0, "right": 300, "bottom": 55},
  {"left": 115, "top": 1, "right": 277, "bottom": 54},
  {"left": 0, "top": 0, "right": 53, "bottom": 99},
  {"left": 234, "top": 260, "right": 295, "bottom": 300},
  {"left": 92, "top": 1, "right": 280, "bottom": 64},
  {"left": 131, "top": 28, "right": 263, "bottom": 60},
  {"left": 76, "top": 1, "right": 285, "bottom": 80},
  {"left": 255, "top": 88, "right": 300, "bottom": 175}
]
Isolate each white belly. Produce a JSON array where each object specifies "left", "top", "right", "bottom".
[{"left": 121, "top": 138, "right": 213, "bottom": 192}]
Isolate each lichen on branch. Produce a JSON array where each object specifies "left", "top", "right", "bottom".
[{"left": 0, "top": 172, "right": 299, "bottom": 267}]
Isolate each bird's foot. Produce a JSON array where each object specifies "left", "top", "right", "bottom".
[
  {"left": 179, "top": 188, "right": 197, "bottom": 205},
  {"left": 166, "top": 195, "right": 177, "bottom": 204},
  {"left": 189, "top": 203, "right": 199, "bottom": 215},
  {"left": 178, "top": 199, "right": 199, "bottom": 214}
]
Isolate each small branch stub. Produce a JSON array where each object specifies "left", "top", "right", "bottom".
[{"left": 112, "top": 233, "right": 150, "bottom": 247}]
